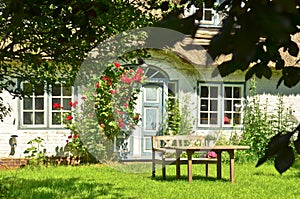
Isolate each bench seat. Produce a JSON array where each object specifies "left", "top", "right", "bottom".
[{"left": 152, "top": 135, "right": 218, "bottom": 180}]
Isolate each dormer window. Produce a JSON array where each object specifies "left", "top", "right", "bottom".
[{"left": 184, "top": 0, "right": 226, "bottom": 27}]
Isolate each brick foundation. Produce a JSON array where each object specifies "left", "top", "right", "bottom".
[{"left": 0, "top": 158, "right": 28, "bottom": 169}]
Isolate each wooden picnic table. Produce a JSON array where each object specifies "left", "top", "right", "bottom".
[{"left": 164, "top": 145, "right": 250, "bottom": 183}]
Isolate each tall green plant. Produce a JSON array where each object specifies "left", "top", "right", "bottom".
[
  {"left": 240, "top": 79, "right": 274, "bottom": 161},
  {"left": 239, "top": 78, "right": 298, "bottom": 162},
  {"left": 164, "top": 98, "right": 181, "bottom": 135}
]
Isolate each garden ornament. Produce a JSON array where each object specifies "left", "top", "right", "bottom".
[{"left": 9, "top": 135, "right": 18, "bottom": 156}]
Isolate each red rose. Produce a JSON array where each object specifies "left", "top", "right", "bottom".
[
  {"left": 69, "top": 101, "right": 78, "bottom": 108},
  {"left": 53, "top": 103, "right": 61, "bottom": 109},
  {"left": 114, "top": 62, "right": 121, "bottom": 68},
  {"left": 66, "top": 115, "right": 73, "bottom": 121}
]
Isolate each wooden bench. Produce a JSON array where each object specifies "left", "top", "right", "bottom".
[{"left": 152, "top": 135, "right": 217, "bottom": 180}]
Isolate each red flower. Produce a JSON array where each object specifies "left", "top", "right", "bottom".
[
  {"left": 66, "top": 115, "right": 73, "bottom": 121},
  {"left": 123, "top": 103, "right": 128, "bottom": 108},
  {"left": 81, "top": 96, "right": 86, "bottom": 100},
  {"left": 73, "top": 134, "right": 78, "bottom": 139},
  {"left": 118, "top": 118, "right": 123, "bottom": 122},
  {"left": 134, "top": 115, "right": 139, "bottom": 120},
  {"left": 102, "top": 76, "right": 113, "bottom": 86},
  {"left": 53, "top": 103, "right": 61, "bottom": 109},
  {"left": 100, "top": 123, "right": 105, "bottom": 128},
  {"left": 114, "top": 62, "right": 121, "bottom": 68},
  {"left": 68, "top": 135, "right": 72, "bottom": 139},
  {"left": 69, "top": 101, "right": 78, "bottom": 108},
  {"left": 95, "top": 82, "right": 100, "bottom": 88}
]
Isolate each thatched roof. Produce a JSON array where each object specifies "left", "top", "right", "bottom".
[{"left": 193, "top": 28, "right": 300, "bottom": 68}]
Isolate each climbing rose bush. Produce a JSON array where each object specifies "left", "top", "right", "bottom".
[
  {"left": 92, "top": 62, "right": 145, "bottom": 139},
  {"left": 54, "top": 62, "right": 145, "bottom": 162}
]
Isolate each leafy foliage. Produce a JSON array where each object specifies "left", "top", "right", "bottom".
[
  {"left": 57, "top": 62, "right": 145, "bottom": 162},
  {"left": 239, "top": 78, "right": 298, "bottom": 169},
  {"left": 0, "top": 0, "right": 165, "bottom": 119},
  {"left": 208, "top": 0, "right": 300, "bottom": 87},
  {"left": 23, "top": 136, "right": 46, "bottom": 165}
]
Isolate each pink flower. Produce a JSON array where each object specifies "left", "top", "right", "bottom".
[
  {"left": 53, "top": 103, "right": 61, "bottom": 109},
  {"left": 109, "top": 89, "right": 118, "bottom": 94},
  {"left": 66, "top": 115, "right": 73, "bottom": 121},
  {"left": 119, "top": 111, "right": 123, "bottom": 115},
  {"left": 118, "top": 118, "right": 123, "bottom": 123},
  {"left": 133, "top": 74, "right": 142, "bottom": 83},
  {"left": 114, "top": 62, "right": 121, "bottom": 68},
  {"left": 120, "top": 75, "right": 132, "bottom": 84},
  {"left": 118, "top": 122, "right": 125, "bottom": 128},
  {"left": 208, "top": 151, "right": 217, "bottom": 158},
  {"left": 88, "top": 113, "right": 93, "bottom": 117},
  {"left": 95, "top": 82, "right": 100, "bottom": 88},
  {"left": 123, "top": 103, "right": 128, "bottom": 107},
  {"left": 69, "top": 101, "right": 78, "bottom": 108},
  {"left": 137, "top": 67, "right": 144, "bottom": 75},
  {"left": 129, "top": 69, "right": 134, "bottom": 73},
  {"left": 100, "top": 123, "right": 105, "bottom": 128}
]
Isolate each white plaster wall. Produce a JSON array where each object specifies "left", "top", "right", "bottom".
[{"left": 0, "top": 90, "right": 70, "bottom": 158}]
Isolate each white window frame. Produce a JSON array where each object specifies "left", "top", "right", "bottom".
[
  {"left": 49, "top": 84, "right": 74, "bottom": 128},
  {"left": 198, "top": 83, "right": 221, "bottom": 127},
  {"left": 199, "top": 0, "right": 225, "bottom": 27},
  {"left": 222, "top": 84, "right": 244, "bottom": 127},
  {"left": 198, "top": 82, "right": 245, "bottom": 128},
  {"left": 20, "top": 83, "right": 47, "bottom": 128},
  {"left": 20, "top": 82, "right": 74, "bottom": 129}
]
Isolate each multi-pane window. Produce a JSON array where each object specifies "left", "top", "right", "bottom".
[
  {"left": 224, "top": 86, "right": 243, "bottom": 126},
  {"left": 51, "top": 84, "right": 72, "bottom": 125},
  {"left": 198, "top": 0, "right": 226, "bottom": 27},
  {"left": 22, "top": 83, "right": 46, "bottom": 126},
  {"left": 21, "top": 83, "right": 73, "bottom": 128},
  {"left": 199, "top": 84, "right": 220, "bottom": 126},
  {"left": 198, "top": 83, "right": 244, "bottom": 127}
]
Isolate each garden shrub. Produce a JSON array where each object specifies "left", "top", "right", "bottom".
[{"left": 238, "top": 78, "right": 298, "bottom": 162}]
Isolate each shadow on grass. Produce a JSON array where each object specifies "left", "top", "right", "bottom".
[
  {"left": 151, "top": 175, "right": 229, "bottom": 183},
  {"left": 7, "top": 177, "right": 127, "bottom": 199}
]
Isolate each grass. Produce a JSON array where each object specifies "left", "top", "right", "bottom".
[{"left": 1, "top": 160, "right": 300, "bottom": 199}]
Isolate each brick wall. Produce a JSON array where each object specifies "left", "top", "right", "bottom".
[{"left": 0, "top": 158, "right": 28, "bottom": 169}]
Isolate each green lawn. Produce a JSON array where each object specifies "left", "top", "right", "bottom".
[{"left": 1, "top": 160, "right": 300, "bottom": 199}]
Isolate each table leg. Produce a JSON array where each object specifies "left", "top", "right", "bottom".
[
  {"left": 216, "top": 150, "right": 222, "bottom": 180},
  {"left": 176, "top": 150, "right": 181, "bottom": 179},
  {"left": 228, "top": 150, "right": 234, "bottom": 183},
  {"left": 187, "top": 150, "right": 194, "bottom": 183}
]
